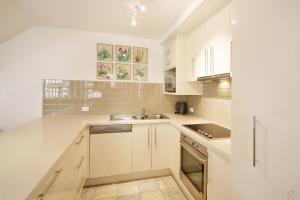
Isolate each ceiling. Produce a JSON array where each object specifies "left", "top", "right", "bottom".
[{"left": 0, "top": 0, "right": 196, "bottom": 43}]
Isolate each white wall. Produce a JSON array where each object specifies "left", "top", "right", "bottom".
[{"left": 0, "top": 26, "right": 163, "bottom": 130}]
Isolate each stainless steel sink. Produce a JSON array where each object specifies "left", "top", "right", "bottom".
[
  {"left": 110, "top": 114, "right": 169, "bottom": 121},
  {"left": 109, "top": 115, "right": 133, "bottom": 121}
]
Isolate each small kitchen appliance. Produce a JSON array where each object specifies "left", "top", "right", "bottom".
[{"left": 175, "top": 102, "right": 188, "bottom": 115}]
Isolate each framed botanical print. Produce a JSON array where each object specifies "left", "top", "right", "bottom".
[
  {"left": 97, "top": 62, "right": 114, "bottom": 80},
  {"left": 133, "top": 47, "right": 148, "bottom": 64},
  {"left": 97, "top": 43, "right": 113, "bottom": 61},
  {"left": 115, "top": 64, "right": 131, "bottom": 80},
  {"left": 115, "top": 45, "right": 131, "bottom": 62},
  {"left": 133, "top": 65, "right": 148, "bottom": 81}
]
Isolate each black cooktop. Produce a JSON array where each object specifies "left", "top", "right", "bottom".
[{"left": 183, "top": 123, "right": 231, "bottom": 139}]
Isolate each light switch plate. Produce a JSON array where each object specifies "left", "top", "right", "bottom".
[{"left": 189, "top": 107, "right": 194, "bottom": 113}]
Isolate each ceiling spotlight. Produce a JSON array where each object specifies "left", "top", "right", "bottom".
[
  {"left": 131, "top": 15, "right": 137, "bottom": 26},
  {"left": 135, "top": 2, "right": 146, "bottom": 13}
]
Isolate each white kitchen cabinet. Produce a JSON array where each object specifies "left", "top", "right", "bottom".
[
  {"left": 27, "top": 129, "right": 88, "bottom": 200},
  {"left": 132, "top": 124, "right": 152, "bottom": 172},
  {"left": 207, "top": 151, "right": 232, "bottom": 200},
  {"left": 231, "top": 0, "right": 300, "bottom": 199},
  {"left": 163, "top": 35, "right": 203, "bottom": 95},
  {"left": 186, "top": 5, "right": 232, "bottom": 81},
  {"left": 151, "top": 123, "right": 173, "bottom": 170},
  {"left": 169, "top": 126, "right": 181, "bottom": 179},
  {"left": 164, "top": 37, "right": 177, "bottom": 70},
  {"left": 90, "top": 131, "right": 132, "bottom": 178},
  {"left": 132, "top": 123, "right": 178, "bottom": 172}
]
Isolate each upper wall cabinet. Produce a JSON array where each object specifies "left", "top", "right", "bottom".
[
  {"left": 163, "top": 35, "right": 203, "bottom": 95},
  {"left": 186, "top": 5, "right": 232, "bottom": 81}
]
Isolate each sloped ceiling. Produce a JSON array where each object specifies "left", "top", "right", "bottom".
[
  {"left": 0, "top": 0, "right": 33, "bottom": 43},
  {"left": 0, "top": 0, "right": 195, "bottom": 43}
]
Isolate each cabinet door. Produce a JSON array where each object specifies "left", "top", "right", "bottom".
[
  {"left": 207, "top": 151, "right": 232, "bottom": 200},
  {"left": 151, "top": 123, "right": 173, "bottom": 170},
  {"left": 164, "top": 38, "right": 176, "bottom": 70},
  {"left": 209, "top": 5, "right": 231, "bottom": 75},
  {"left": 232, "top": 0, "right": 299, "bottom": 199},
  {"left": 170, "top": 126, "right": 181, "bottom": 179},
  {"left": 210, "top": 41, "right": 231, "bottom": 75},
  {"left": 132, "top": 124, "right": 152, "bottom": 172},
  {"left": 90, "top": 132, "right": 132, "bottom": 178}
]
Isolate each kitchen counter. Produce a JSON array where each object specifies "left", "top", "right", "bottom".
[{"left": 0, "top": 114, "right": 231, "bottom": 200}]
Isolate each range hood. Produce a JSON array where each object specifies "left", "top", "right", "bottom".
[{"left": 197, "top": 73, "right": 231, "bottom": 81}]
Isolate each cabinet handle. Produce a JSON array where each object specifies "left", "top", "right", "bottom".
[
  {"left": 154, "top": 127, "right": 157, "bottom": 146},
  {"left": 192, "top": 57, "right": 195, "bottom": 79},
  {"left": 212, "top": 47, "right": 215, "bottom": 73},
  {"left": 210, "top": 46, "right": 213, "bottom": 73},
  {"left": 253, "top": 116, "right": 259, "bottom": 167},
  {"left": 77, "top": 156, "right": 85, "bottom": 169},
  {"left": 205, "top": 48, "right": 208, "bottom": 73},
  {"left": 37, "top": 169, "right": 62, "bottom": 200},
  {"left": 148, "top": 126, "right": 150, "bottom": 149},
  {"left": 76, "top": 135, "right": 84, "bottom": 145}
]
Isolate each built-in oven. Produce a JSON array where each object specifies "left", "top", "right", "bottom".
[{"left": 180, "top": 133, "right": 208, "bottom": 200}]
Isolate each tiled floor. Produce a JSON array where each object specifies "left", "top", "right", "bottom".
[{"left": 80, "top": 176, "right": 187, "bottom": 200}]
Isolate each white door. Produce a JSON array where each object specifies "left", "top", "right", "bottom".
[
  {"left": 132, "top": 124, "right": 152, "bottom": 172},
  {"left": 90, "top": 132, "right": 132, "bottom": 178},
  {"left": 151, "top": 123, "right": 173, "bottom": 170},
  {"left": 231, "top": 0, "right": 300, "bottom": 200}
]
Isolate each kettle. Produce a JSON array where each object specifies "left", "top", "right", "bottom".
[{"left": 175, "top": 102, "right": 188, "bottom": 115}]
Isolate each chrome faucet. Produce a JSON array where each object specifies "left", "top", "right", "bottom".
[{"left": 141, "top": 108, "right": 146, "bottom": 119}]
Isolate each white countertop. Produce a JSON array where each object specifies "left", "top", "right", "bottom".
[{"left": 0, "top": 114, "right": 230, "bottom": 200}]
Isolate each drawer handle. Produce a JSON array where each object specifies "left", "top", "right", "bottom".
[
  {"left": 76, "top": 135, "right": 84, "bottom": 145},
  {"left": 37, "top": 169, "right": 62, "bottom": 200},
  {"left": 77, "top": 156, "right": 85, "bottom": 169},
  {"left": 154, "top": 127, "right": 157, "bottom": 146}
]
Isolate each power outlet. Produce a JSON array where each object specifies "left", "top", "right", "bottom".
[
  {"left": 189, "top": 107, "right": 195, "bottom": 113},
  {"left": 81, "top": 106, "right": 90, "bottom": 112}
]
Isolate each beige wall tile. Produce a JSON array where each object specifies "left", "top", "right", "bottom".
[{"left": 43, "top": 80, "right": 182, "bottom": 115}]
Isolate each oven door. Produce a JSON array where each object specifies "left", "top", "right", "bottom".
[{"left": 180, "top": 140, "right": 208, "bottom": 200}]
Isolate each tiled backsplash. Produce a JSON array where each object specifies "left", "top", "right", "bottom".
[
  {"left": 187, "top": 79, "right": 232, "bottom": 128},
  {"left": 43, "top": 80, "right": 185, "bottom": 116}
]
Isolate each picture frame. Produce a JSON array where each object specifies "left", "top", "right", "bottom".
[
  {"left": 133, "top": 47, "right": 148, "bottom": 64},
  {"left": 133, "top": 65, "right": 148, "bottom": 81},
  {"left": 97, "top": 43, "right": 114, "bottom": 61},
  {"left": 115, "top": 45, "right": 131, "bottom": 62},
  {"left": 97, "top": 62, "right": 114, "bottom": 80},
  {"left": 115, "top": 64, "right": 131, "bottom": 80}
]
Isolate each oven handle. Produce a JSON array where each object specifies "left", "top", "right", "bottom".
[{"left": 180, "top": 140, "right": 207, "bottom": 164}]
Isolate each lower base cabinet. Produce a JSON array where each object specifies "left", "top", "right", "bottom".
[
  {"left": 90, "top": 131, "right": 132, "bottom": 178},
  {"left": 88, "top": 123, "right": 179, "bottom": 181},
  {"left": 207, "top": 151, "right": 232, "bottom": 200},
  {"left": 132, "top": 123, "right": 178, "bottom": 173},
  {"left": 27, "top": 128, "right": 89, "bottom": 200}
]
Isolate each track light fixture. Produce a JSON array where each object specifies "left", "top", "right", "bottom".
[{"left": 131, "top": 1, "right": 146, "bottom": 26}]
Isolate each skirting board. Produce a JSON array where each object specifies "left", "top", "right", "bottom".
[{"left": 85, "top": 168, "right": 171, "bottom": 187}]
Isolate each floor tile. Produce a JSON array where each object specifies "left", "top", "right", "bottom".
[
  {"left": 80, "top": 187, "right": 96, "bottom": 200},
  {"left": 95, "top": 184, "right": 117, "bottom": 199},
  {"left": 162, "top": 190, "right": 187, "bottom": 200},
  {"left": 140, "top": 190, "right": 164, "bottom": 200},
  {"left": 136, "top": 178, "right": 159, "bottom": 193},
  {"left": 156, "top": 176, "right": 180, "bottom": 192},
  {"left": 117, "top": 194, "right": 141, "bottom": 200},
  {"left": 117, "top": 181, "right": 139, "bottom": 196},
  {"left": 80, "top": 176, "right": 186, "bottom": 200}
]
